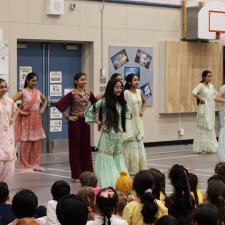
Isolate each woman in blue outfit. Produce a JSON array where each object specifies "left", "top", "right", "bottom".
[
  {"left": 215, "top": 85, "right": 225, "bottom": 161},
  {"left": 85, "top": 78, "right": 129, "bottom": 188}
]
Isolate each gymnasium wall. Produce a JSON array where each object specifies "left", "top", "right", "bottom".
[{"left": 0, "top": 0, "right": 222, "bottom": 144}]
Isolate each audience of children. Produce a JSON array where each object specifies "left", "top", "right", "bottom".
[
  {"left": 192, "top": 204, "right": 219, "bottom": 225},
  {"left": 165, "top": 164, "right": 194, "bottom": 225},
  {"left": 122, "top": 170, "right": 168, "bottom": 225},
  {"left": 115, "top": 171, "right": 132, "bottom": 195},
  {"left": 56, "top": 194, "right": 88, "bottom": 225},
  {"left": 188, "top": 173, "right": 203, "bottom": 205},
  {"left": 155, "top": 215, "right": 178, "bottom": 225},
  {"left": 3, "top": 160, "right": 225, "bottom": 225},
  {"left": 10, "top": 189, "right": 39, "bottom": 225},
  {"left": 87, "top": 187, "right": 128, "bottom": 225},
  {"left": 45, "top": 180, "right": 70, "bottom": 225},
  {"left": 148, "top": 168, "right": 166, "bottom": 203},
  {"left": 206, "top": 180, "right": 225, "bottom": 225},
  {"left": 0, "top": 182, "right": 15, "bottom": 225},
  {"left": 80, "top": 172, "right": 98, "bottom": 188},
  {"left": 77, "top": 187, "right": 96, "bottom": 221}
]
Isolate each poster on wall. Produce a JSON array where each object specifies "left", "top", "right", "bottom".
[
  {"left": 50, "top": 71, "right": 62, "bottom": 83},
  {"left": 19, "top": 66, "right": 32, "bottom": 90},
  {"left": 109, "top": 46, "right": 153, "bottom": 106},
  {"left": 50, "top": 84, "right": 62, "bottom": 96},
  {"left": 50, "top": 120, "right": 62, "bottom": 132},
  {"left": 50, "top": 107, "right": 62, "bottom": 119}
]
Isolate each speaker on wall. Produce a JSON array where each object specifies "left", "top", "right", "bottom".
[{"left": 47, "top": 0, "right": 64, "bottom": 15}]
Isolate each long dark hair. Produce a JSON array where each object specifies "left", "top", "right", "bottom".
[
  {"left": 168, "top": 164, "right": 193, "bottom": 217},
  {"left": 96, "top": 187, "right": 118, "bottom": 225},
  {"left": 207, "top": 180, "right": 225, "bottom": 225},
  {"left": 148, "top": 168, "right": 166, "bottom": 200},
  {"left": 133, "top": 170, "right": 158, "bottom": 224},
  {"left": 188, "top": 173, "right": 199, "bottom": 205},
  {"left": 24, "top": 72, "right": 38, "bottom": 88},
  {"left": 74, "top": 72, "right": 86, "bottom": 88},
  {"left": 124, "top": 73, "right": 139, "bottom": 90},
  {"left": 95, "top": 79, "right": 126, "bottom": 132}
]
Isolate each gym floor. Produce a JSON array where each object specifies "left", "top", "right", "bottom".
[{"left": 8, "top": 144, "right": 217, "bottom": 205}]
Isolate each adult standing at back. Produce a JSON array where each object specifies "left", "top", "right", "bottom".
[
  {"left": 56, "top": 73, "right": 96, "bottom": 182},
  {"left": 192, "top": 70, "right": 218, "bottom": 154},
  {"left": 13, "top": 72, "right": 47, "bottom": 171}
]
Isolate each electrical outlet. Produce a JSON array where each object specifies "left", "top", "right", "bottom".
[{"left": 178, "top": 128, "right": 184, "bottom": 136}]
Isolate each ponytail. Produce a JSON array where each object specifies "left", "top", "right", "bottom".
[{"left": 141, "top": 191, "right": 158, "bottom": 224}]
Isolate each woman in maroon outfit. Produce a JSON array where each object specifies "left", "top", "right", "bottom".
[{"left": 56, "top": 73, "right": 96, "bottom": 182}]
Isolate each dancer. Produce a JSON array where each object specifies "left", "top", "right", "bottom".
[
  {"left": 85, "top": 78, "right": 128, "bottom": 188},
  {"left": 96, "top": 73, "right": 123, "bottom": 100},
  {"left": 215, "top": 85, "right": 225, "bottom": 161},
  {"left": 56, "top": 73, "right": 96, "bottom": 181},
  {"left": 13, "top": 72, "right": 47, "bottom": 171},
  {"left": 192, "top": 70, "right": 218, "bottom": 154},
  {"left": 123, "top": 73, "right": 146, "bottom": 174},
  {"left": 0, "top": 79, "right": 18, "bottom": 181}
]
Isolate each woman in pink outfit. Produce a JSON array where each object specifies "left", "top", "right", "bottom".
[
  {"left": 0, "top": 79, "right": 19, "bottom": 181},
  {"left": 13, "top": 72, "right": 47, "bottom": 171}
]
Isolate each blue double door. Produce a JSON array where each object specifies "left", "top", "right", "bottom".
[{"left": 17, "top": 42, "right": 82, "bottom": 150}]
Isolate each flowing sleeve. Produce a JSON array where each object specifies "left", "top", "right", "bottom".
[
  {"left": 85, "top": 99, "right": 104, "bottom": 123},
  {"left": 192, "top": 83, "right": 202, "bottom": 96},
  {"left": 56, "top": 92, "right": 73, "bottom": 113}
]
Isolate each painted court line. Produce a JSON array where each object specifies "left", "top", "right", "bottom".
[
  {"left": 33, "top": 172, "right": 71, "bottom": 179},
  {"left": 147, "top": 154, "right": 196, "bottom": 161},
  {"left": 45, "top": 168, "right": 71, "bottom": 173},
  {"left": 146, "top": 149, "right": 191, "bottom": 155}
]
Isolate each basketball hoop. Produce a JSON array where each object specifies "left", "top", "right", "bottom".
[{"left": 209, "top": 10, "right": 225, "bottom": 40}]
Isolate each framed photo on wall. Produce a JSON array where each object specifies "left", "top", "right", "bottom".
[
  {"left": 109, "top": 46, "right": 153, "bottom": 107},
  {"left": 135, "top": 49, "right": 152, "bottom": 69},
  {"left": 111, "top": 49, "right": 129, "bottom": 70}
]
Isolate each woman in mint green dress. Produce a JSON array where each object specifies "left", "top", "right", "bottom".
[
  {"left": 192, "top": 70, "right": 218, "bottom": 154},
  {"left": 123, "top": 73, "right": 147, "bottom": 175},
  {"left": 215, "top": 85, "right": 225, "bottom": 161},
  {"left": 85, "top": 79, "right": 128, "bottom": 188}
]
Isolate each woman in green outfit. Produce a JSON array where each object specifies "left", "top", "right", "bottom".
[{"left": 85, "top": 78, "right": 129, "bottom": 188}]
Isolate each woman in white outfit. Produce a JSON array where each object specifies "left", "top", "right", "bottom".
[{"left": 192, "top": 70, "right": 218, "bottom": 154}]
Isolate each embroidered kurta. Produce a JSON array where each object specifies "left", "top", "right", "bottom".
[
  {"left": 56, "top": 89, "right": 96, "bottom": 179},
  {"left": 123, "top": 89, "right": 146, "bottom": 174},
  {"left": 85, "top": 99, "right": 128, "bottom": 188}
]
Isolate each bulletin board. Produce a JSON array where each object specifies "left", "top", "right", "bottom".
[{"left": 109, "top": 46, "right": 153, "bottom": 107}]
